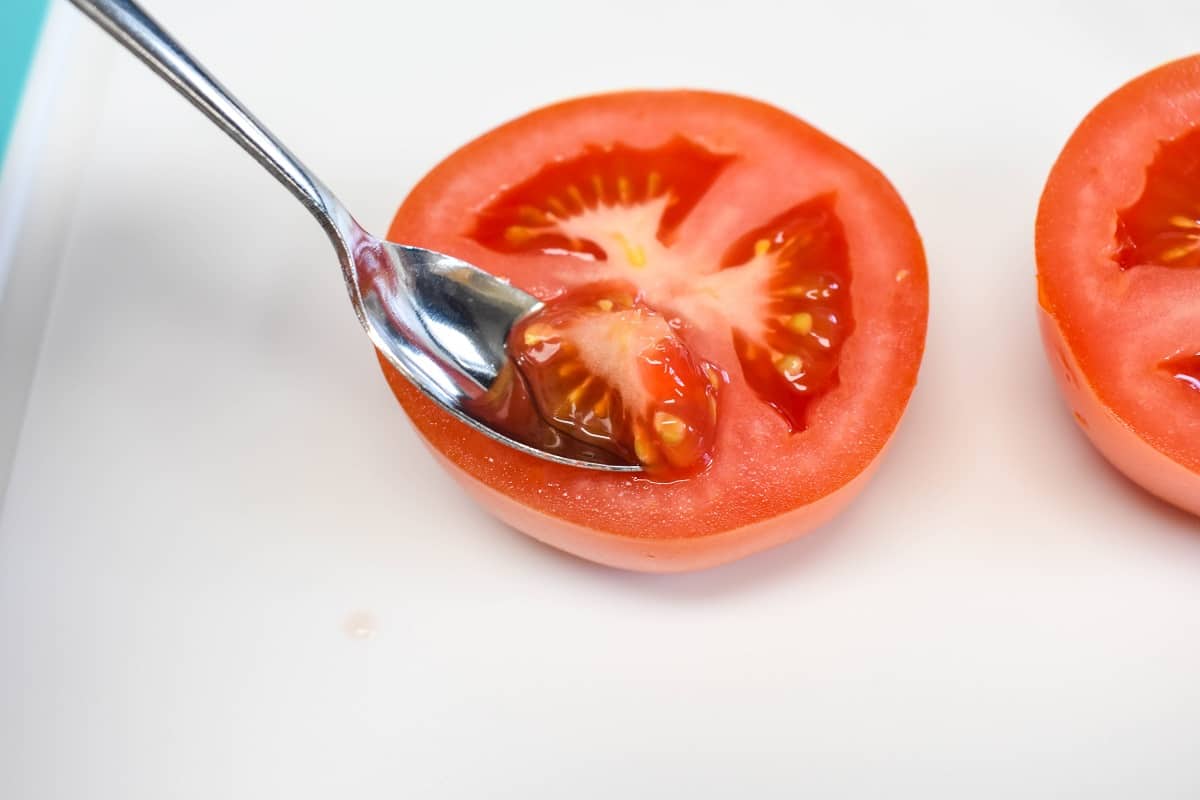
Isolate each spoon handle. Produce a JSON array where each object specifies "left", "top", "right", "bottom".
[{"left": 69, "top": 0, "right": 355, "bottom": 242}]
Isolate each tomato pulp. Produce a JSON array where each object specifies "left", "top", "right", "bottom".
[
  {"left": 383, "top": 91, "right": 928, "bottom": 571},
  {"left": 1037, "top": 55, "right": 1200, "bottom": 516}
]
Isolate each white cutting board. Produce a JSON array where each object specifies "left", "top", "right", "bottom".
[{"left": 3, "top": 1, "right": 1200, "bottom": 797}]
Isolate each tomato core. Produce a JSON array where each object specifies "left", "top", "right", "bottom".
[{"left": 475, "top": 137, "right": 854, "bottom": 472}]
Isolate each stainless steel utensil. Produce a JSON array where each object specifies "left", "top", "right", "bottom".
[{"left": 69, "top": 0, "right": 636, "bottom": 472}]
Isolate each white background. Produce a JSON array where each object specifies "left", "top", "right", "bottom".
[{"left": 3, "top": 0, "right": 1200, "bottom": 797}]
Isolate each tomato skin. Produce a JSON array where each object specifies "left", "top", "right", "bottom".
[
  {"left": 1036, "top": 55, "right": 1200, "bottom": 517},
  {"left": 1038, "top": 309, "right": 1200, "bottom": 517},
  {"left": 382, "top": 90, "right": 928, "bottom": 571},
  {"left": 380, "top": 354, "right": 890, "bottom": 572}
]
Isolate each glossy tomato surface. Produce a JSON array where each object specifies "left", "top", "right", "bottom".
[
  {"left": 1037, "top": 56, "right": 1200, "bottom": 517},
  {"left": 383, "top": 91, "right": 928, "bottom": 571}
]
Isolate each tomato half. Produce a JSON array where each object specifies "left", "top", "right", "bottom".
[
  {"left": 1037, "top": 56, "right": 1200, "bottom": 518},
  {"left": 383, "top": 91, "right": 928, "bottom": 571}
]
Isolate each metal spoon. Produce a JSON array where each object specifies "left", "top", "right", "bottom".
[{"left": 69, "top": 0, "right": 637, "bottom": 472}]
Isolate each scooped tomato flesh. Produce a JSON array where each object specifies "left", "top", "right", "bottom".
[
  {"left": 508, "top": 283, "right": 721, "bottom": 479},
  {"left": 1037, "top": 55, "right": 1200, "bottom": 516},
  {"left": 381, "top": 91, "right": 927, "bottom": 571}
]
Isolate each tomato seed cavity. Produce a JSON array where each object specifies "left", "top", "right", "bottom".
[
  {"left": 1162, "top": 353, "right": 1200, "bottom": 394},
  {"left": 1115, "top": 127, "right": 1200, "bottom": 269}
]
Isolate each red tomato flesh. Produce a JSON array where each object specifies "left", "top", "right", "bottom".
[
  {"left": 382, "top": 91, "right": 928, "bottom": 571},
  {"left": 1037, "top": 55, "right": 1200, "bottom": 516}
]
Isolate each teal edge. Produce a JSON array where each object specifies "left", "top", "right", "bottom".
[{"left": 0, "top": 0, "right": 51, "bottom": 167}]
